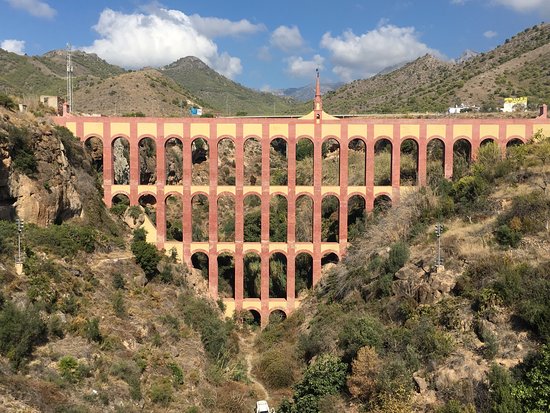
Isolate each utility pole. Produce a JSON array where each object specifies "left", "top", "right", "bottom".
[
  {"left": 435, "top": 223, "right": 443, "bottom": 268},
  {"left": 15, "top": 218, "right": 24, "bottom": 264},
  {"left": 66, "top": 43, "right": 73, "bottom": 113}
]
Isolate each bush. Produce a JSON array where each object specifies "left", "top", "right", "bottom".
[
  {"left": 494, "top": 224, "right": 522, "bottom": 248},
  {"left": 84, "top": 318, "right": 102, "bottom": 343},
  {"left": 0, "top": 300, "right": 48, "bottom": 367},
  {"left": 385, "top": 242, "right": 410, "bottom": 275},
  {"left": 149, "top": 378, "right": 173, "bottom": 406},
  {"left": 112, "top": 273, "right": 125, "bottom": 289},
  {"left": 58, "top": 356, "right": 81, "bottom": 383},
  {"left": 338, "top": 315, "right": 384, "bottom": 362},
  {"left": 111, "top": 360, "right": 142, "bottom": 400},
  {"left": 0, "top": 94, "right": 16, "bottom": 109},
  {"left": 131, "top": 236, "right": 161, "bottom": 280},
  {"left": 256, "top": 345, "right": 296, "bottom": 389}
]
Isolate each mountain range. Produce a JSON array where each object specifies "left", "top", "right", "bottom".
[{"left": 1, "top": 22, "right": 549, "bottom": 116}]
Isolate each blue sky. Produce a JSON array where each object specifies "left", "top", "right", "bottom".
[{"left": 1, "top": 0, "right": 549, "bottom": 90}]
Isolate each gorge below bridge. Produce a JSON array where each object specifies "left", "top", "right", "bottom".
[{"left": 56, "top": 99, "right": 550, "bottom": 326}]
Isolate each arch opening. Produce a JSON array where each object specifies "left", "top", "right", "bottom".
[
  {"left": 244, "top": 252, "right": 261, "bottom": 298},
  {"left": 244, "top": 138, "right": 262, "bottom": 185},
  {"left": 191, "top": 252, "right": 209, "bottom": 281},
  {"left": 295, "top": 252, "right": 313, "bottom": 298},
  {"left": 84, "top": 136, "right": 103, "bottom": 174},
  {"left": 165, "top": 137, "right": 183, "bottom": 185},
  {"left": 217, "top": 194, "right": 235, "bottom": 242},
  {"left": 400, "top": 139, "right": 418, "bottom": 186},
  {"left": 269, "top": 253, "right": 287, "bottom": 299},
  {"left": 270, "top": 195, "right": 288, "bottom": 242},
  {"left": 321, "top": 195, "right": 339, "bottom": 242},
  {"left": 218, "top": 138, "right": 235, "bottom": 185},
  {"left": 322, "top": 138, "right": 340, "bottom": 185},
  {"left": 244, "top": 309, "right": 261, "bottom": 327},
  {"left": 218, "top": 253, "right": 235, "bottom": 299},
  {"left": 191, "top": 194, "right": 209, "bottom": 242},
  {"left": 112, "top": 137, "right": 130, "bottom": 185},
  {"left": 453, "top": 139, "right": 472, "bottom": 181},
  {"left": 192, "top": 138, "right": 209, "bottom": 185},
  {"left": 165, "top": 194, "right": 183, "bottom": 241},
  {"left": 269, "top": 309, "right": 287, "bottom": 325},
  {"left": 111, "top": 193, "right": 130, "bottom": 216},
  {"left": 427, "top": 139, "right": 445, "bottom": 188},
  {"left": 321, "top": 252, "right": 339, "bottom": 267},
  {"left": 270, "top": 138, "right": 288, "bottom": 185},
  {"left": 295, "top": 195, "right": 313, "bottom": 243},
  {"left": 296, "top": 138, "right": 314, "bottom": 186},
  {"left": 348, "top": 195, "right": 366, "bottom": 240},
  {"left": 138, "top": 194, "right": 157, "bottom": 226},
  {"left": 374, "top": 195, "right": 392, "bottom": 215},
  {"left": 348, "top": 138, "right": 366, "bottom": 186},
  {"left": 374, "top": 139, "right": 392, "bottom": 186},
  {"left": 139, "top": 137, "right": 156, "bottom": 185},
  {"left": 244, "top": 194, "right": 261, "bottom": 242}
]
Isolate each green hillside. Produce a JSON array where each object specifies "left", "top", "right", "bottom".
[
  {"left": 322, "top": 23, "right": 550, "bottom": 114},
  {"left": 162, "top": 56, "right": 300, "bottom": 116}
]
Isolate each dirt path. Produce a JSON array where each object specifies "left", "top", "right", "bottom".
[{"left": 239, "top": 331, "right": 270, "bottom": 402}]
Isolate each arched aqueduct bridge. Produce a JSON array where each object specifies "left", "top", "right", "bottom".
[{"left": 56, "top": 82, "right": 550, "bottom": 326}]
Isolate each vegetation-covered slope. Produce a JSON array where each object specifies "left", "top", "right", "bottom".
[
  {"left": 0, "top": 107, "right": 264, "bottom": 412},
  {"left": 253, "top": 130, "right": 550, "bottom": 412}
]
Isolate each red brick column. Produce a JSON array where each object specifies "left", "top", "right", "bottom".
[
  {"left": 261, "top": 124, "right": 271, "bottom": 323},
  {"left": 103, "top": 121, "right": 113, "bottom": 207},
  {"left": 418, "top": 124, "right": 427, "bottom": 187},
  {"left": 182, "top": 124, "right": 192, "bottom": 265},
  {"left": 287, "top": 124, "right": 296, "bottom": 307},
  {"left": 339, "top": 126, "right": 349, "bottom": 252},
  {"left": 366, "top": 124, "right": 375, "bottom": 211},
  {"left": 444, "top": 124, "right": 454, "bottom": 179},
  {"left": 498, "top": 123, "right": 507, "bottom": 157},
  {"left": 471, "top": 123, "right": 481, "bottom": 161},
  {"left": 234, "top": 125, "right": 244, "bottom": 311},
  {"left": 313, "top": 124, "right": 322, "bottom": 285},
  {"left": 156, "top": 126, "right": 166, "bottom": 247},
  {"left": 208, "top": 125, "right": 219, "bottom": 297},
  {"left": 391, "top": 124, "right": 401, "bottom": 205},
  {"left": 129, "top": 121, "right": 139, "bottom": 204}
]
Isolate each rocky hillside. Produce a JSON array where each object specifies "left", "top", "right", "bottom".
[
  {"left": 322, "top": 23, "right": 550, "bottom": 114},
  {"left": 73, "top": 68, "right": 204, "bottom": 117},
  {"left": 161, "top": 56, "right": 299, "bottom": 116},
  {"left": 0, "top": 107, "right": 265, "bottom": 412},
  {"left": 252, "top": 132, "right": 550, "bottom": 412}
]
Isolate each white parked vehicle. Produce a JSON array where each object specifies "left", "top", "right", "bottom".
[{"left": 255, "top": 400, "right": 273, "bottom": 413}]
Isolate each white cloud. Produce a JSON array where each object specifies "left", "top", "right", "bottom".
[
  {"left": 492, "top": 0, "right": 550, "bottom": 17},
  {"left": 1, "top": 39, "right": 26, "bottom": 55},
  {"left": 270, "top": 25, "right": 305, "bottom": 53},
  {"left": 320, "top": 24, "right": 439, "bottom": 81},
  {"left": 5, "top": 0, "right": 56, "bottom": 19},
  {"left": 484, "top": 30, "right": 498, "bottom": 38},
  {"left": 82, "top": 8, "right": 242, "bottom": 78},
  {"left": 188, "top": 15, "right": 265, "bottom": 38},
  {"left": 285, "top": 54, "right": 324, "bottom": 78}
]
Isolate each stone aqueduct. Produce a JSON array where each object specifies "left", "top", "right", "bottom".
[{"left": 56, "top": 87, "right": 550, "bottom": 325}]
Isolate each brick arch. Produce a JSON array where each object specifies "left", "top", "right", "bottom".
[
  {"left": 506, "top": 135, "right": 526, "bottom": 144},
  {"left": 137, "top": 190, "right": 157, "bottom": 198},
  {"left": 243, "top": 188, "right": 262, "bottom": 197},
  {"left": 137, "top": 134, "right": 156, "bottom": 144},
  {"left": 243, "top": 246, "right": 261, "bottom": 255},
  {"left": 270, "top": 134, "right": 288, "bottom": 142},
  {"left": 374, "top": 135, "right": 392, "bottom": 145},
  {"left": 164, "top": 191, "right": 183, "bottom": 201},
  {"left": 322, "top": 134, "right": 340, "bottom": 143},
  {"left": 84, "top": 133, "right": 104, "bottom": 143},
  {"left": 427, "top": 135, "right": 446, "bottom": 144},
  {"left": 190, "top": 190, "right": 209, "bottom": 198},
  {"left": 400, "top": 135, "right": 420, "bottom": 145},
  {"left": 348, "top": 135, "right": 367, "bottom": 145},
  {"left": 480, "top": 136, "right": 497, "bottom": 143}
]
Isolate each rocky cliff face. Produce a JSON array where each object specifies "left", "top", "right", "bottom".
[{"left": 0, "top": 111, "right": 84, "bottom": 226}]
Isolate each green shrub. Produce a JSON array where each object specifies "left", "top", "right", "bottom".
[
  {"left": 112, "top": 292, "right": 126, "bottom": 318},
  {"left": 27, "top": 224, "right": 97, "bottom": 256},
  {"left": 0, "top": 300, "right": 48, "bottom": 367},
  {"left": 179, "top": 294, "right": 237, "bottom": 361},
  {"left": 385, "top": 242, "right": 410, "bottom": 275},
  {"left": 112, "top": 273, "right": 125, "bottom": 289},
  {"left": 168, "top": 362, "right": 184, "bottom": 386},
  {"left": 110, "top": 203, "right": 127, "bottom": 217},
  {"left": 0, "top": 94, "right": 16, "bottom": 109},
  {"left": 513, "top": 345, "right": 550, "bottom": 411},
  {"left": 494, "top": 224, "right": 522, "bottom": 248},
  {"left": 487, "top": 364, "right": 522, "bottom": 412},
  {"left": 58, "top": 356, "right": 81, "bottom": 383},
  {"left": 84, "top": 318, "right": 102, "bottom": 343},
  {"left": 111, "top": 360, "right": 142, "bottom": 400},
  {"left": 131, "top": 237, "right": 161, "bottom": 280},
  {"left": 338, "top": 315, "right": 384, "bottom": 362},
  {"left": 149, "top": 378, "right": 173, "bottom": 406},
  {"left": 256, "top": 346, "right": 296, "bottom": 389}
]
